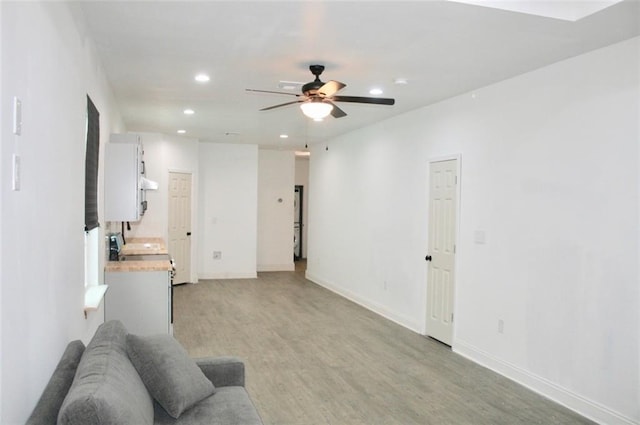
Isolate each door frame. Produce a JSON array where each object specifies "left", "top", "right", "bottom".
[
  {"left": 168, "top": 169, "right": 195, "bottom": 284},
  {"left": 294, "top": 185, "right": 304, "bottom": 260},
  {"left": 423, "top": 154, "right": 462, "bottom": 345}
]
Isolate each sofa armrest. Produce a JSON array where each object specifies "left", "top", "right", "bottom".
[
  {"left": 26, "top": 340, "right": 85, "bottom": 425},
  {"left": 195, "top": 356, "right": 245, "bottom": 387}
]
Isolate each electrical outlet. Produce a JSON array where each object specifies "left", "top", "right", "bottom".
[
  {"left": 474, "top": 230, "right": 487, "bottom": 244},
  {"left": 213, "top": 251, "right": 222, "bottom": 260},
  {"left": 498, "top": 319, "right": 504, "bottom": 334}
]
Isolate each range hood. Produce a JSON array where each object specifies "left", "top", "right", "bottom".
[{"left": 140, "top": 176, "right": 159, "bottom": 190}]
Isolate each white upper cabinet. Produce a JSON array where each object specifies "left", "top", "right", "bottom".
[{"left": 104, "top": 134, "right": 146, "bottom": 222}]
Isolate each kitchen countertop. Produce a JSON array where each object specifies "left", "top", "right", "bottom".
[
  {"left": 105, "top": 237, "right": 172, "bottom": 272},
  {"left": 120, "top": 237, "right": 168, "bottom": 255}
]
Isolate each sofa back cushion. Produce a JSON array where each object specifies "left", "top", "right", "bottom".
[
  {"left": 127, "top": 333, "right": 215, "bottom": 418},
  {"left": 58, "top": 320, "right": 154, "bottom": 425}
]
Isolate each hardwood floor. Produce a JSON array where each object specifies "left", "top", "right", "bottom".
[{"left": 173, "top": 263, "right": 594, "bottom": 425}]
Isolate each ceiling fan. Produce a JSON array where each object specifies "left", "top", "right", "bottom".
[{"left": 246, "top": 65, "right": 395, "bottom": 120}]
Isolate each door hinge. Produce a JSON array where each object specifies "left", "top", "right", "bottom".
[
  {"left": 453, "top": 244, "right": 456, "bottom": 254},
  {"left": 455, "top": 175, "right": 458, "bottom": 184},
  {"left": 451, "top": 313, "right": 454, "bottom": 323}
]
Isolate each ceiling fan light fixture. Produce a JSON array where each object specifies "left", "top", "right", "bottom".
[{"left": 300, "top": 100, "right": 333, "bottom": 120}]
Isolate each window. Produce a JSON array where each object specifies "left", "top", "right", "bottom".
[
  {"left": 84, "top": 96, "right": 106, "bottom": 312},
  {"left": 85, "top": 95, "right": 100, "bottom": 232}
]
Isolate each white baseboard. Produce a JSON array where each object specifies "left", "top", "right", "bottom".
[
  {"left": 257, "top": 263, "right": 295, "bottom": 272},
  {"left": 305, "top": 271, "right": 423, "bottom": 334},
  {"left": 197, "top": 272, "right": 257, "bottom": 280},
  {"left": 454, "top": 339, "right": 639, "bottom": 425},
  {"left": 305, "top": 271, "right": 637, "bottom": 425}
]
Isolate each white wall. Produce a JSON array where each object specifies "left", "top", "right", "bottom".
[
  {"left": 0, "top": 2, "right": 123, "bottom": 423},
  {"left": 295, "top": 157, "right": 310, "bottom": 259},
  {"left": 306, "top": 37, "right": 639, "bottom": 425},
  {"left": 0, "top": 3, "right": 4, "bottom": 417},
  {"left": 257, "top": 149, "right": 295, "bottom": 271},
  {"left": 113, "top": 132, "right": 200, "bottom": 283},
  {"left": 198, "top": 143, "right": 258, "bottom": 279}
]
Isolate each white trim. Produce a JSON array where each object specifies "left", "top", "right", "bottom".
[
  {"left": 84, "top": 227, "right": 100, "bottom": 288},
  {"left": 305, "top": 271, "right": 424, "bottom": 333},
  {"left": 197, "top": 272, "right": 257, "bottom": 280},
  {"left": 423, "top": 154, "right": 462, "bottom": 338},
  {"left": 307, "top": 262, "right": 636, "bottom": 425},
  {"left": 84, "top": 284, "right": 108, "bottom": 313},
  {"left": 454, "top": 339, "right": 638, "bottom": 425},
  {"left": 167, "top": 168, "right": 193, "bottom": 174},
  {"left": 257, "top": 263, "right": 295, "bottom": 272},
  {"left": 428, "top": 153, "right": 462, "bottom": 164}
]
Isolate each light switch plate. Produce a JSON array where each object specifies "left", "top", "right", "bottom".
[
  {"left": 13, "top": 97, "right": 22, "bottom": 136},
  {"left": 12, "top": 154, "right": 21, "bottom": 191}
]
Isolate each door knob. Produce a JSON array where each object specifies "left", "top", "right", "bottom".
[
  {"left": 425, "top": 255, "right": 432, "bottom": 262},
  {"left": 186, "top": 232, "right": 191, "bottom": 236}
]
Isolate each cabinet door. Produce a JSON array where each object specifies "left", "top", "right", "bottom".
[
  {"left": 105, "top": 271, "right": 170, "bottom": 335},
  {"left": 104, "top": 143, "right": 141, "bottom": 221}
]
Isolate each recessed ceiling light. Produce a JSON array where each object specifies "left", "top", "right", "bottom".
[
  {"left": 369, "top": 88, "right": 383, "bottom": 95},
  {"left": 183, "top": 109, "right": 195, "bottom": 115},
  {"left": 279, "top": 134, "right": 289, "bottom": 139},
  {"left": 194, "top": 73, "right": 210, "bottom": 83},
  {"left": 394, "top": 78, "right": 408, "bottom": 85},
  {"left": 177, "top": 129, "right": 186, "bottom": 134}
]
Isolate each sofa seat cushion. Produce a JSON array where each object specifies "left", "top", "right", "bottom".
[
  {"left": 127, "top": 333, "right": 216, "bottom": 418},
  {"left": 58, "top": 320, "right": 154, "bottom": 425},
  {"left": 153, "top": 387, "right": 263, "bottom": 425}
]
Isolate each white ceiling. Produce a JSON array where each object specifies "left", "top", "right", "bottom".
[
  {"left": 447, "top": 0, "right": 625, "bottom": 21},
  {"left": 77, "top": 0, "right": 640, "bottom": 149}
]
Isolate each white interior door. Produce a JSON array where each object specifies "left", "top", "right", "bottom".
[
  {"left": 426, "top": 159, "right": 458, "bottom": 346},
  {"left": 168, "top": 172, "right": 192, "bottom": 285}
]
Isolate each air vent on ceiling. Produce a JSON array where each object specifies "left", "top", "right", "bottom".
[{"left": 277, "top": 81, "right": 304, "bottom": 90}]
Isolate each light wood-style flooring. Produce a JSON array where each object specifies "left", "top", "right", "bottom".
[{"left": 173, "top": 263, "right": 594, "bottom": 425}]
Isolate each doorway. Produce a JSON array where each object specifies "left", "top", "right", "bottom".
[
  {"left": 168, "top": 172, "right": 192, "bottom": 285},
  {"left": 425, "top": 158, "right": 459, "bottom": 346},
  {"left": 294, "top": 185, "right": 303, "bottom": 261}
]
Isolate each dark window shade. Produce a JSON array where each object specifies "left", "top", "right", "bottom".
[{"left": 85, "top": 95, "right": 100, "bottom": 231}]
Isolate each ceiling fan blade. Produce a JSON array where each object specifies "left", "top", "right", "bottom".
[
  {"left": 332, "top": 95, "right": 395, "bottom": 105},
  {"left": 328, "top": 101, "right": 347, "bottom": 118},
  {"left": 260, "top": 100, "right": 303, "bottom": 111},
  {"left": 318, "top": 80, "right": 346, "bottom": 98},
  {"left": 246, "top": 88, "right": 300, "bottom": 97}
]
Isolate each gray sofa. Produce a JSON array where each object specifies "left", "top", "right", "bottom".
[{"left": 26, "top": 320, "right": 263, "bottom": 425}]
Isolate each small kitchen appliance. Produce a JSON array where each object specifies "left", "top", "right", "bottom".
[{"left": 107, "top": 232, "right": 124, "bottom": 261}]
